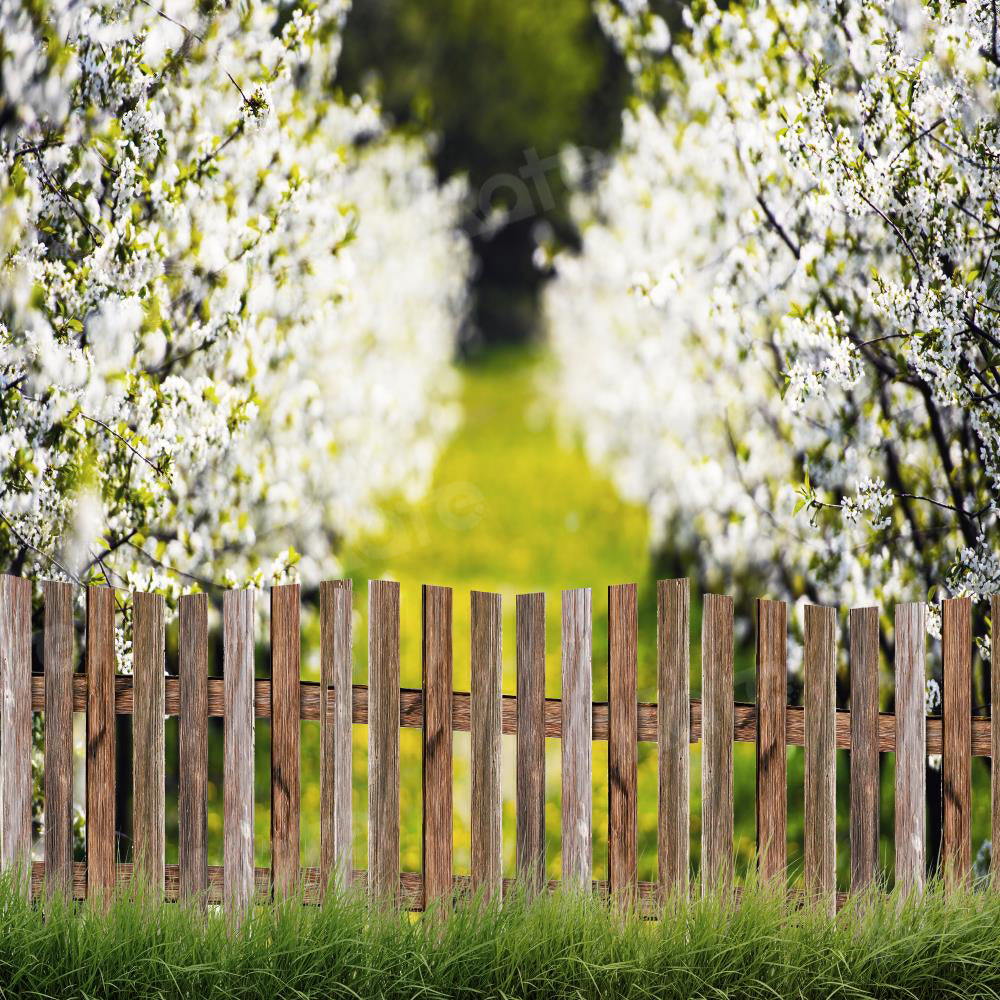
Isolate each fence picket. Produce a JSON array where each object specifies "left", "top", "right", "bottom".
[
  {"left": 941, "top": 597, "right": 972, "bottom": 887},
  {"left": 223, "top": 589, "right": 255, "bottom": 916},
  {"left": 702, "top": 594, "right": 734, "bottom": 895},
  {"left": 178, "top": 592, "right": 208, "bottom": 902},
  {"left": 608, "top": 583, "right": 638, "bottom": 900},
  {"left": 44, "top": 581, "right": 74, "bottom": 899},
  {"left": 993, "top": 594, "right": 1000, "bottom": 888},
  {"left": 368, "top": 580, "right": 400, "bottom": 902},
  {"left": 803, "top": 604, "right": 836, "bottom": 912},
  {"left": 756, "top": 599, "right": 787, "bottom": 883},
  {"left": 0, "top": 575, "right": 32, "bottom": 896},
  {"left": 133, "top": 592, "right": 165, "bottom": 894},
  {"left": 849, "top": 606, "right": 880, "bottom": 893},
  {"left": 894, "top": 602, "right": 926, "bottom": 897},
  {"left": 516, "top": 592, "right": 546, "bottom": 894},
  {"left": 658, "top": 579, "right": 689, "bottom": 896},
  {"left": 271, "top": 584, "right": 301, "bottom": 900},
  {"left": 422, "top": 585, "right": 453, "bottom": 907},
  {"left": 471, "top": 591, "right": 502, "bottom": 900},
  {"left": 86, "top": 586, "right": 117, "bottom": 901},
  {"left": 320, "top": 580, "right": 352, "bottom": 893},
  {"left": 561, "top": 588, "right": 592, "bottom": 890}
]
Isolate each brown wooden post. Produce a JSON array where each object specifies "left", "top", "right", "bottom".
[
  {"left": 849, "top": 606, "right": 880, "bottom": 893},
  {"left": 755, "top": 599, "right": 787, "bottom": 884},
  {"left": 941, "top": 597, "right": 972, "bottom": 887},
  {"left": 516, "top": 593, "right": 546, "bottom": 894}
]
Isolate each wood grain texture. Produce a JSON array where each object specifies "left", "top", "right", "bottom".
[
  {"left": 132, "top": 591, "right": 165, "bottom": 894},
  {"left": 223, "top": 589, "right": 255, "bottom": 916},
  {"left": 28, "top": 670, "right": 993, "bottom": 756},
  {"left": 470, "top": 590, "right": 502, "bottom": 900},
  {"left": 849, "top": 606, "right": 880, "bottom": 893},
  {"left": 86, "top": 586, "right": 117, "bottom": 901},
  {"left": 658, "top": 579, "right": 689, "bottom": 896},
  {"left": 270, "top": 584, "right": 301, "bottom": 900},
  {"left": 422, "top": 585, "right": 453, "bottom": 907},
  {"left": 701, "top": 594, "right": 734, "bottom": 895},
  {"left": 756, "top": 599, "right": 787, "bottom": 884},
  {"left": 941, "top": 597, "right": 972, "bottom": 887},
  {"left": 368, "top": 580, "right": 400, "bottom": 903},
  {"left": 178, "top": 592, "right": 208, "bottom": 902},
  {"left": 803, "top": 604, "right": 836, "bottom": 912},
  {"left": 561, "top": 589, "right": 592, "bottom": 890},
  {"left": 516, "top": 592, "right": 546, "bottom": 894},
  {"left": 0, "top": 575, "right": 32, "bottom": 896},
  {"left": 320, "top": 580, "right": 352, "bottom": 893},
  {"left": 894, "top": 602, "right": 926, "bottom": 897},
  {"left": 993, "top": 595, "right": 1000, "bottom": 888},
  {"left": 608, "top": 583, "right": 638, "bottom": 900},
  {"left": 44, "top": 581, "right": 74, "bottom": 899}
]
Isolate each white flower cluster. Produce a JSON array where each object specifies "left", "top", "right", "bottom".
[
  {"left": 546, "top": 0, "right": 1000, "bottom": 617},
  {"left": 1, "top": 0, "right": 470, "bottom": 602}
]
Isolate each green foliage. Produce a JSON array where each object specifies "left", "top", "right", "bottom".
[{"left": 6, "top": 875, "right": 1000, "bottom": 998}]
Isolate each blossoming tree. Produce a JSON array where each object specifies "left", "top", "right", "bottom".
[
  {"left": 546, "top": 0, "right": 999, "bottom": 641},
  {"left": 1, "top": 0, "right": 469, "bottom": 605}
]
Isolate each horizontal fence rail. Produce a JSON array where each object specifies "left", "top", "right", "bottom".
[{"left": 0, "top": 575, "right": 997, "bottom": 916}]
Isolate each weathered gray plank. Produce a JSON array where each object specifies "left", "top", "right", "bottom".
[
  {"left": 223, "top": 589, "right": 255, "bottom": 916},
  {"left": 803, "top": 604, "right": 836, "bottom": 913},
  {"left": 701, "top": 594, "right": 734, "bottom": 895},
  {"left": 756, "top": 599, "right": 787, "bottom": 884},
  {"left": 422, "top": 585, "right": 453, "bottom": 907},
  {"left": 658, "top": 579, "right": 689, "bottom": 896},
  {"left": 941, "top": 597, "right": 972, "bottom": 887},
  {"left": 44, "top": 581, "right": 74, "bottom": 900},
  {"left": 516, "top": 592, "right": 546, "bottom": 894},
  {"left": 849, "top": 606, "right": 880, "bottom": 893},
  {"left": 320, "top": 580, "right": 352, "bottom": 893},
  {"left": 471, "top": 590, "right": 502, "bottom": 900},
  {"left": 368, "top": 580, "right": 400, "bottom": 903},
  {"left": 608, "top": 583, "right": 638, "bottom": 900},
  {"left": 178, "top": 592, "right": 208, "bottom": 902},
  {"left": 132, "top": 591, "right": 165, "bottom": 894},
  {"left": 894, "top": 602, "right": 926, "bottom": 897},
  {"left": 561, "top": 588, "right": 592, "bottom": 890},
  {"left": 0, "top": 575, "right": 32, "bottom": 896},
  {"left": 993, "top": 595, "right": 1000, "bottom": 888},
  {"left": 86, "top": 586, "right": 117, "bottom": 901},
  {"left": 270, "top": 584, "right": 301, "bottom": 900}
]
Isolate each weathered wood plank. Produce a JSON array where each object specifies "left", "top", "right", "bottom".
[
  {"left": 849, "top": 606, "right": 880, "bottom": 893},
  {"left": 993, "top": 595, "right": 1000, "bottom": 888},
  {"left": 941, "top": 597, "right": 972, "bottom": 887},
  {"left": 86, "top": 586, "right": 117, "bottom": 901},
  {"left": 803, "top": 604, "right": 836, "bottom": 912},
  {"left": 701, "top": 594, "right": 734, "bottom": 895},
  {"left": 608, "top": 583, "right": 638, "bottom": 900},
  {"left": 756, "top": 599, "right": 787, "bottom": 884},
  {"left": 178, "top": 592, "right": 208, "bottom": 902},
  {"left": 471, "top": 590, "right": 502, "bottom": 900},
  {"left": 368, "top": 580, "right": 400, "bottom": 903},
  {"left": 516, "top": 592, "right": 546, "bottom": 894},
  {"left": 895, "top": 602, "right": 926, "bottom": 897},
  {"left": 132, "top": 591, "right": 165, "bottom": 894},
  {"left": 422, "top": 585, "right": 453, "bottom": 908},
  {"left": 0, "top": 575, "right": 32, "bottom": 896},
  {"left": 223, "top": 589, "right": 255, "bottom": 916},
  {"left": 270, "top": 584, "right": 301, "bottom": 900},
  {"left": 658, "top": 579, "right": 689, "bottom": 896},
  {"left": 320, "top": 580, "right": 352, "bottom": 893},
  {"left": 44, "top": 581, "right": 74, "bottom": 900},
  {"left": 561, "top": 588, "right": 592, "bottom": 890},
  {"left": 27, "top": 671, "right": 994, "bottom": 756}
]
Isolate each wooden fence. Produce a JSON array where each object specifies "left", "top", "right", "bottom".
[{"left": 0, "top": 574, "right": 998, "bottom": 915}]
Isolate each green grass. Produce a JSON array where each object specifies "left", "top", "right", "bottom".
[{"left": 6, "top": 876, "right": 1000, "bottom": 999}]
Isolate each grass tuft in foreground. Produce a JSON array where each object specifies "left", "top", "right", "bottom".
[{"left": 3, "top": 875, "right": 1000, "bottom": 998}]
